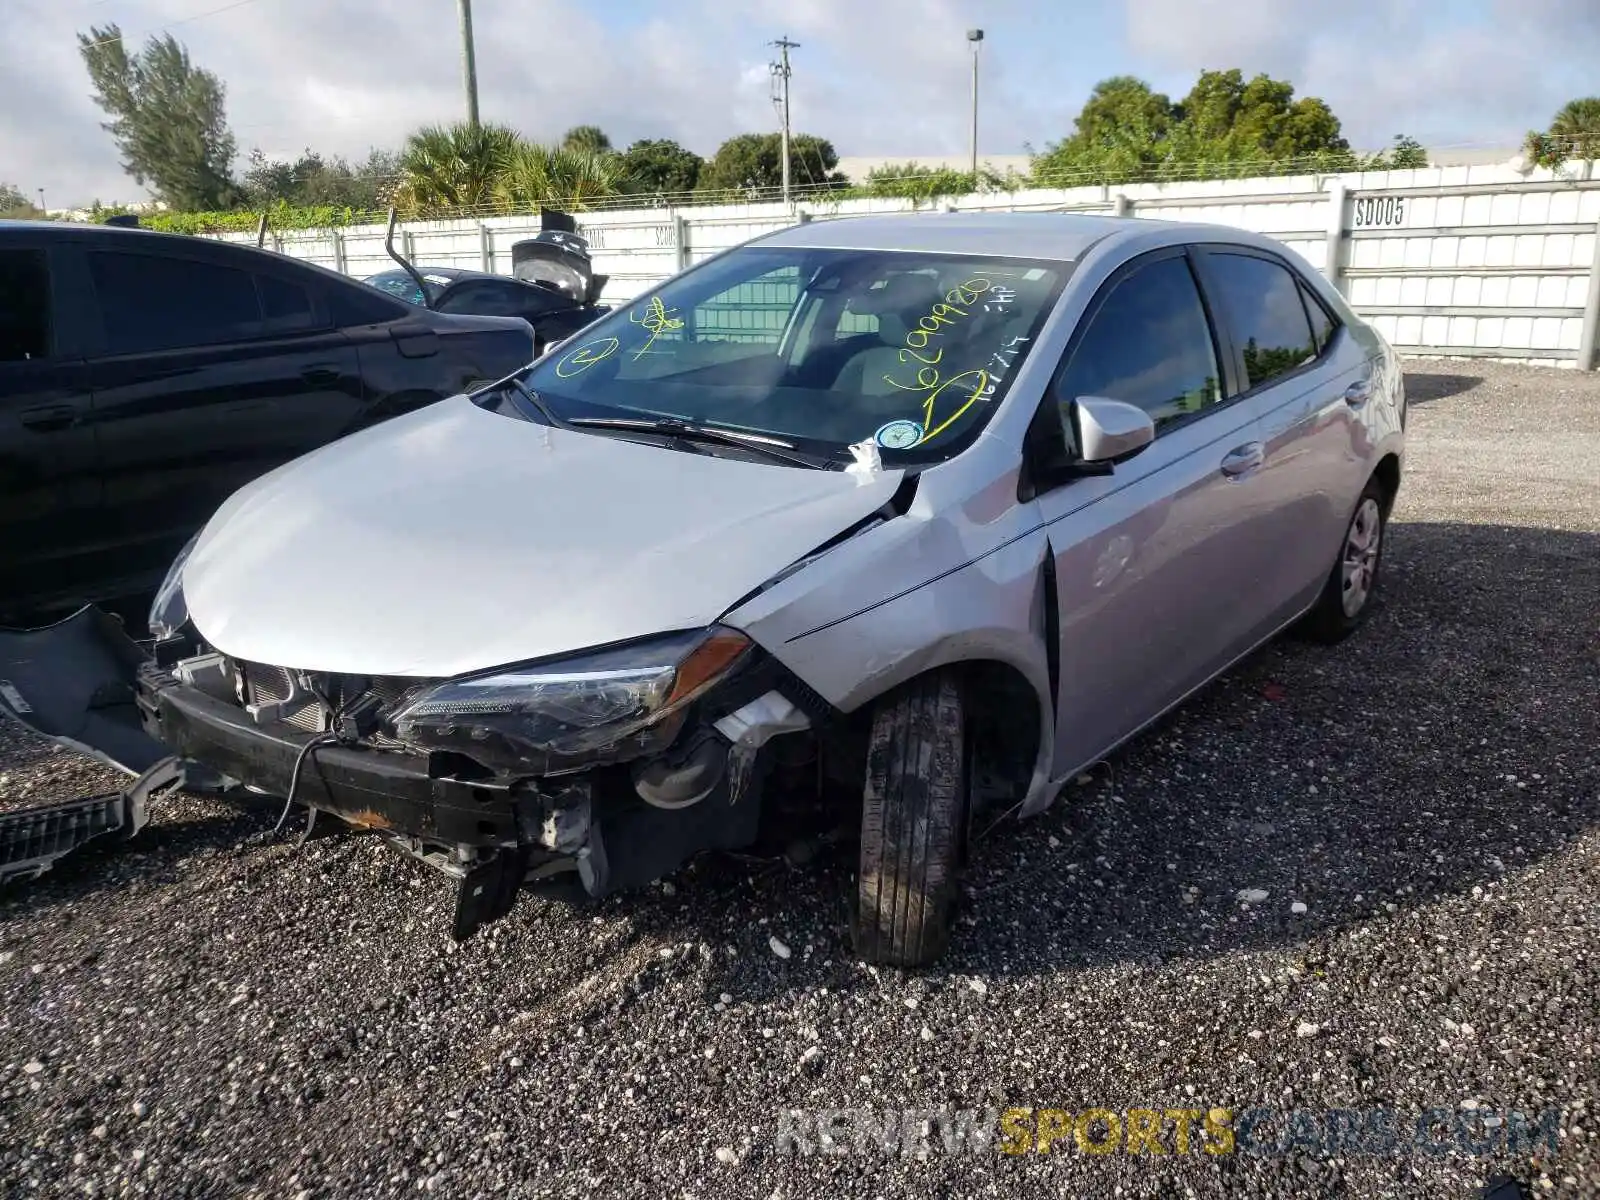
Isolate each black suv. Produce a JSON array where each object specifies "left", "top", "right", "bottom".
[{"left": 0, "top": 220, "right": 536, "bottom": 620}]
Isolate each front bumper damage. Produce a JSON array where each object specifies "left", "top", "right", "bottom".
[
  {"left": 3, "top": 606, "right": 828, "bottom": 938},
  {"left": 134, "top": 649, "right": 821, "bottom": 939}
]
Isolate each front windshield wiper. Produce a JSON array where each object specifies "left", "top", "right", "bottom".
[
  {"left": 563, "top": 415, "right": 834, "bottom": 469},
  {"left": 505, "top": 378, "right": 575, "bottom": 430}
]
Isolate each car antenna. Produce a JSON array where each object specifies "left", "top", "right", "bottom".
[
  {"left": 255, "top": 212, "right": 269, "bottom": 250},
  {"left": 384, "top": 207, "right": 436, "bottom": 310}
]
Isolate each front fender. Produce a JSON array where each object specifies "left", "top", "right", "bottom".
[{"left": 724, "top": 463, "right": 1060, "bottom": 816}]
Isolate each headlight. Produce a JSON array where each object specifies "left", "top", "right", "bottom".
[
  {"left": 389, "top": 627, "right": 752, "bottom": 772},
  {"left": 148, "top": 532, "right": 200, "bottom": 640}
]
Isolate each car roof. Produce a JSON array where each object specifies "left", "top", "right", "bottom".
[
  {"left": 753, "top": 212, "right": 1278, "bottom": 263},
  {"left": 0, "top": 218, "right": 179, "bottom": 242}
]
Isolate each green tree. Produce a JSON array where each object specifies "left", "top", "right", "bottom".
[
  {"left": 0, "top": 183, "right": 45, "bottom": 219},
  {"left": 1032, "top": 76, "right": 1176, "bottom": 182},
  {"left": 698, "top": 132, "right": 845, "bottom": 195},
  {"left": 77, "top": 24, "right": 241, "bottom": 210},
  {"left": 618, "top": 139, "right": 703, "bottom": 197},
  {"left": 494, "top": 143, "right": 629, "bottom": 210},
  {"left": 242, "top": 147, "right": 398, "bottom": 211},
  {"left": 1166, "top": 69, "right": 1348, "bottom": 165},
  {"left": 1364, "top": 134, "right": 1429, "bottom": 170},
  {"left": 861, "top": 161, "right": 1009, "bottom": 200},
  {"left": 561, "top": 125, "right": 613, "bottom": 155},
  {"left": 1524, "top": 97, "right": 1600, "bottom": 167},
  {"left": 1032, "top": 69, "right": 1354, "bottom": 184},
  {"left": 393, "top": 122, "right": 520, "bottom": 216}
]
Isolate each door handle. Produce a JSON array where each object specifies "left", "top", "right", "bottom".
[
  {"left": 1220, "top": 441, "right": 1265, "bottom": 479},
  {"left": 1344, "top": 380, "right": 1372, "bottom": 407},
  {"left": 301, "top": 365, "right": 341, "bottom": 387},
  {"left": 19, "top": 404, "right": 78, "bottom": 432}
]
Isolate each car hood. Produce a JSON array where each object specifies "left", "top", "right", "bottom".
[{"left": 182, "top": 396, "right": 902, "bottom": 678}]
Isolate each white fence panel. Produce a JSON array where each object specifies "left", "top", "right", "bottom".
[{"left": 208, "top": 159, "right": 1600, "bottom": 367}]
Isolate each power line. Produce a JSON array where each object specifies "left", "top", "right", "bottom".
[{"left": 76, "top": 0, "right": 271, "bottom": 51}]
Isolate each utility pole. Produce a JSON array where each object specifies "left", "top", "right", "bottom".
[
  {"left": 458, "top": 0, "right": 480, "bottom": 127},
  {"left": 770, "top": 36, "right": 799, "bottom": 204},
  {"left": 967, "top": 29, "right": 984, "bottom": 179}
]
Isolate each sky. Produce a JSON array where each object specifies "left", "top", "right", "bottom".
[{"left": 4, "top": 0, "right": 1598, "bottom": 208}]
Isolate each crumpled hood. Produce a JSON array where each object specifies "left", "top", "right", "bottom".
[{"left": 183, "top": 396, "right": 902, "bottom": 677}]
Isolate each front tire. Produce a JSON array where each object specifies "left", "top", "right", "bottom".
[
  {"left": 1305, "top": 479, "right": 1387, "bottom": 643},
  {"left": 854, "top": 670, "right": 968, "bottom": 967}
]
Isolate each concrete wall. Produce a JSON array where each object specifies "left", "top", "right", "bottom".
[{"left": 219, "top": 159, "right": 1600, "bottom": 368}]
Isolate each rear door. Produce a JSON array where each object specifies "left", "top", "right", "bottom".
[
  {"left": 1029, "top": 248, "right": 1277, "bottom": 778},
  {"left": 0, "top": 238, "right": 103, "bottom": 613},
  {"left": 85, "top": 246, "right": 364, "bottom": 591},
  {"left": 1191, "top": 247, "right": 1373, "bottom": 628}
]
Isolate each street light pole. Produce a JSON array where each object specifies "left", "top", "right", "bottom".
[
  {"left": 967, "top": 29, "right": 984, "bottom": 180},
  {"left": 458, "top": 0, "right": 480, "bottom": 127}
]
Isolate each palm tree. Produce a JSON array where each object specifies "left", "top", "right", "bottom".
[
  {"left": 1548, "top": 97, "right": 1600, "bottom": 161},
  {"left": 560, "top": 125, "right": 613, "bottom": 155},
  {"left": 494, "top": 143, "right": 630, "bottom": 211},
  {"left": 393, "top": 122, "right": 521, "bottom": 217}
]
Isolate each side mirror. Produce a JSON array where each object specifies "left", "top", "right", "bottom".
[{"left": 1069, "top": 396, "right": 1155, "bottom": 466}]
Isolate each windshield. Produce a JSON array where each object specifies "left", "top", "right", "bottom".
[
  {"left": 364, "top": 269, "right": 453, "bottom": 306},
  {"left": 516, "top": 245, "right": 1070, "bottom": 463}
]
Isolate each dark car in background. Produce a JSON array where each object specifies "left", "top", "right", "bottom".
[
  {"left": 0, "top": 219, "right": 537, "bottom": 621},
  {"left": 361, "top": 212, "right": 612, "bottom": 355},
  {"left": 362, "top": 266, "right": 609, "bottom": 354}
]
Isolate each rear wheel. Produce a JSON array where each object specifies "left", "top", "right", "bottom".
[
  {"left": 853, "top": 670, "right": 968, "bottom": 967},
  {"left": 1304, "top": 479, "right": 1387, "bottom": 643}
]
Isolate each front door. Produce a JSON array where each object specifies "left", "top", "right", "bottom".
[
  {"left": 84, "top": 247, "right": 364, "bottom": 593},
  {"left": 0, "top": 242, "right": 102, "bottom": 615},
  {"left": 1028, "top": 249, "right": 1276, "bottom": 778}
]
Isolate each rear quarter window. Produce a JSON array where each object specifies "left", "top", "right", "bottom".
[{"left": 328, "top": 279, "right": 410, "bottom": 327}]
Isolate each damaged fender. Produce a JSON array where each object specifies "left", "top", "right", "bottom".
[{"left": 724, "top": 433, "right": 1059, "bottom": 816}]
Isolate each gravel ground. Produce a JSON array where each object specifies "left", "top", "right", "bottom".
[{"left": 2, "top": 360, "right": 1597, "bottom": 1199}]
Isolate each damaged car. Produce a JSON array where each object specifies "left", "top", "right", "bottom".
[
  {"left": 362, "top": 208, "right": 611, "bottom": 356},
  {"left": 125, "top": 213, "right": 1404, "bottom": 965}
]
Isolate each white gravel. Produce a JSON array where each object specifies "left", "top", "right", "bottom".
[{"left": 1, "top": 361, "right": 1597, "bottom": 1198}]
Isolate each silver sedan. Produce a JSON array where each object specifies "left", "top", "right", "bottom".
[{"left": 141, "top": 213, "right": 1406, "bottom": 964}]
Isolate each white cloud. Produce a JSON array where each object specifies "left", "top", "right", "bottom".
[
  {"left": 4, "top": 0, "right": 1595, "bottom": 207},
  {"left": 1123, "top": 0, "right": 1600, "bottom": 149}
]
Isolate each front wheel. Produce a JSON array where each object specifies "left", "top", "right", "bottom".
[
  {"left": 853, "top": 670, "right": 969, "bottom": 967},
  {"left": 1304, "top": 479, "right": 1387, "bottom": 643}
]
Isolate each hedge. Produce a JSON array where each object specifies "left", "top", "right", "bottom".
[{"left": 134, "top": 203, "right": 377, "bottom": 235}]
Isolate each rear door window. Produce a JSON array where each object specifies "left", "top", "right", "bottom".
[
  {"left": 89, "top": 251, "right": 263, "bottom": 354},
  {"left": 0, "top": 248, "right": 51, "bottom": 361},
  {"left": 1203, "top": 252, "right": 1320, "bottom": 389}
]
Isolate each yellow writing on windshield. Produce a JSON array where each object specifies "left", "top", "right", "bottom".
[
  {"left": 876, "top": 275, "right": 1023, "bottom": 445},
  {"left": 553, "top": 336, "right": 620, "bottom": 378},
  {"left": 629, "top": 295, "right": 685, "bottom": 360},
  {"left": 898, "top": 277, "right": 993, "bottom": 350},
  {"left": 915, "top": 369, "right": 990, "bottom": 443}
]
